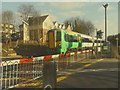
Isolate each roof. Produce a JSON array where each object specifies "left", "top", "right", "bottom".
[{"left": 28, "top": 15, "right": 49, "bottom": 24}]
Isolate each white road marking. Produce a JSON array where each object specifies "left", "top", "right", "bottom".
[{"left": 58, "top": 68, "right": 118, "bottom": 74}]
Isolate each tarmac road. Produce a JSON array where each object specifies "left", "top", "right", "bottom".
[{"left": 57, "top": 58, "right": 118, "bottom": 88}]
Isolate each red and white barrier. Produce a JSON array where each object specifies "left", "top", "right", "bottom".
[{"left": 1, "top": 50, "right": 93, "bottom": 66}]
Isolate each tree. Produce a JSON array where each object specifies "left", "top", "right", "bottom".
[
  {"left": 64, "top": 17, "right": 95, "bottom": 35},
  {"left": 18, "top": 4, "right": 40, "bottom": 21},
  {"left": 2, "top": 10, "right": 14, "bottom": 24}
]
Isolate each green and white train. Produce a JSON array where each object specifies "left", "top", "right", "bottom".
[{"left": 47, "top": 29, "right": 104, "bottom": 54}]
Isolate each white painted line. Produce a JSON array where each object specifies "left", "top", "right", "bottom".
[
  {"left": 97, "top": 59, "right": 104, "bottom": 62},
  {"left": 58, "top": 68, "right": 118, "bottom": 73}
]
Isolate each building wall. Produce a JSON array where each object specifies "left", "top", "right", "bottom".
[
  {"left": 43, "top": 16, "right": 54, "bottom": 44},
  {"left": 23, "top": 22, "right": 29, "bottom": 42},
  {"left": 29, "top": 24, "right": 43, "bottom": 43},
  {"left": 29, "top": 18, "right": 43, "bottom": 44},
  {"left": 28, "top": 15, "right": 54, "bottom": 45},
  {"left": 2, "top": 23, "right": 15, "bottom": 34}
]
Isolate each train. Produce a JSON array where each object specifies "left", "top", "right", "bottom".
[
  {"left": 47, "top": 29, "right": 104, "bottom": 54},
  {"left": 14, "top": 28, "right": 105, "bottom": 57}
]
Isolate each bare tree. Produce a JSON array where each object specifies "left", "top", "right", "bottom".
[
  {"left": 64, "top": 17, "right": 95, "bottom": 35},
  {"left": 2, "top": 10, "right": 14, "bottom": 24},
  {"left": 18, "top": 4, "right": 40, "bottom": 21}
]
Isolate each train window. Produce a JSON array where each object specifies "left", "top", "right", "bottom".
[
  {"left": 94, "top": 40, "right": 101, "bottom": 43},
  {"left": 64, "top": 34, "right": 69, "bottom": 41},
  {"left": 102, "top": 40, "right": 105, "bottom": 43},
  {"left": 83, "top": 38, "right": 92, "bottom": 42},
  {"left": 68, "top": 35, "right": 78, "bottom": 42},
  {"left": 64, "top": 34, "right": 77, "bottom": 42},
  {"left": 89, "top": 40, "right": 92, "bottom": 42},
  {"left": 94, "top": 40, "right": 97, "bottom": 43},
  {"left": 82, "top": 38, "right": 89, "bottom": 42},
  {"left": 72, "top": 36, "right": 78, "bottom": 42},
  {"left": 69, "top": 35, "right": 73, "bottom": 41},
  {"left": 56, "top": 31, "right": 61, "bottom": 41}
]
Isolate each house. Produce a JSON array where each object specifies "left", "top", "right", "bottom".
[
  {"left": 66, "top": 24, "right": 73, "bottom": 31},
  {"left": 19, "top": 20, "right": 29, "bottom": 43},
  {"left": 53, "top": 21, "right": 58, "bottom": 29},
  {"left": 1, "top": 23, "right": 15, "bottom": 35},
  {"left": 53, "top": 22, "right": 66, "bottom": 30},
  {"left": 19, "top": 24, "right": 23, "bottom": 40},
  {"left": 28, "top": 15, "right": 54, "bottom": 45}
]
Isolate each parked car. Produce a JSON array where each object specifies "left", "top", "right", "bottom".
[{"left": 11, "top": 33, "right": 20, "bottom": 41}]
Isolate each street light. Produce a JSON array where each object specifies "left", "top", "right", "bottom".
[
  {"left": 116, "top": 37, "right": 119, "bottom": 58},
  {"left": 103, "top": 3, "right": 108, "bottom": 42}
]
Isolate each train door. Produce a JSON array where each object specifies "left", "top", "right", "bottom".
[{"left": 48, "top": 30, "right": 56, "bottom": 49}]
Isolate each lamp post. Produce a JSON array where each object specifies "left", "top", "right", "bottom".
[
  {"left": 116, "top": 37, "right": 118, "bottom": 58},
  {"left": 96, "top": 28, "right": 98, "bottom": 58},
  {"left": 103, "top": 3, "right": 108, "bottom": 42}
]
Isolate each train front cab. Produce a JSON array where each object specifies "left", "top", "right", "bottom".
[
  {"left": 47, "top": 29, "right": 62, "bottom": 54},
  {"left": 47, "top": 29, "right": 82, "bottom": 54}
]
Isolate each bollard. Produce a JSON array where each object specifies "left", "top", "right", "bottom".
[{"left": 43, "top": 58, "right": 57, "bottom": 89}]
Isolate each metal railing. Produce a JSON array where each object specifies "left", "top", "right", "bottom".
[
  {"left": 1, "top": 50, "right": 93, "bottom": 90},
  {"left": 1, "top": 57, "right": 44, "bottom": 90}
]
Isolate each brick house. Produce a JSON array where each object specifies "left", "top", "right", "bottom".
[{"left": 28, "top": 15, "right": 54, "bottom": 45}]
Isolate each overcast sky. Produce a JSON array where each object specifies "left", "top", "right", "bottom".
[{"left": 1, "top": 0, "right": 119, "bottom": 38}]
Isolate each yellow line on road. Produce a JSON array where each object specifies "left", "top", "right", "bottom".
[
  {"left": 84, "top": 64, "right": 91, "bottom": 67},
  {"left": 57, "top": 76, "right": 68, "bottom": 82}
]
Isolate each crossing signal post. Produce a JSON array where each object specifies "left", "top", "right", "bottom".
[
  {"left": 97, "top": 30, "right": 103, "bottom": 39},
  {"left": 96, "top": 30, "right": 103, "bottom": 58}
]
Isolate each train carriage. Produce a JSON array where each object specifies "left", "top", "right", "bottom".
[{"left": 47, "top": 29, "right": 82, "bottom": 54}]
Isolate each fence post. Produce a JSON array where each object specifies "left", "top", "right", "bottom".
[{"left": 43, "top": 58, "right": 57, "bottom": 89}]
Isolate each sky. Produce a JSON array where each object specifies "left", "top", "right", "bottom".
[{"left": 1, "top": 0, "right": 119, "bottom": 38}]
